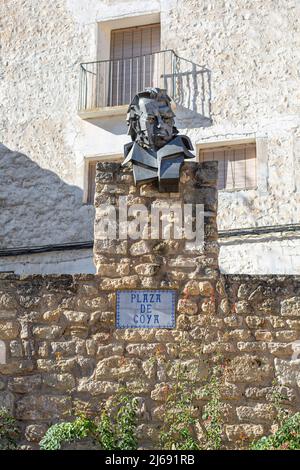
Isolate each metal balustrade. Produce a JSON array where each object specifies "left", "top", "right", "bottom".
[{"left": 79, "top": 49, "right": 211, "bottom": 118}]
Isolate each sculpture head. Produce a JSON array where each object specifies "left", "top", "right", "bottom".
[{"left": 127, "top": 87, "right": 178, "bottom": 150}]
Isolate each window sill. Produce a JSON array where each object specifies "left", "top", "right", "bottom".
[
  {"left": 219, "top": 186, "right": 258, "bottom": 193},
  {"left": 78, "top": 105, "right": 128, "bottom": 120}
]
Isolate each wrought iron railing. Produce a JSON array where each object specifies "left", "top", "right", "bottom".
[{"left": 79, "top": 49, "right": 211, "bottom": 118}]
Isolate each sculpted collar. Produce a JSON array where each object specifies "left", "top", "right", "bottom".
[{"left": 123, "top": 135, "right": 194, "bottom": 169}]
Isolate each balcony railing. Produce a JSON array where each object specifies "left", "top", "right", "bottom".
[{"left": 79, "top": 49, "right": 211, "bottom": 118}]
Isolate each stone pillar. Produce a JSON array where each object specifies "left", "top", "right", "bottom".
[
  {"left": 93, "top": 160, "right": 219, "bottom": 299},
  {"left": 93, "top": 162, "right": 220, "bottom": 448}
]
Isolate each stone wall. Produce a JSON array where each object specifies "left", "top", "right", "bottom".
[
  {"left": 0, "top": 162, "right": 299, "bottom": 449},
  {"left": 1, "top": 0, "right": 300, "bottom": 273},
  {"left": 93, "top": 161, "right": 219, "bottom": 286},
  {"left": 0, "top": 273, "right": 300, "bottom": 449}
]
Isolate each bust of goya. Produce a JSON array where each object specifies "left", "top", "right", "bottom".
[{"left": 122, "top": 87, "right": 194, "bottom": 192}]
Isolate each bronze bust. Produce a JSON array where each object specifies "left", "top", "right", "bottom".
[{"left": 122, "top": 87, "right": 194, "bottom": 192}]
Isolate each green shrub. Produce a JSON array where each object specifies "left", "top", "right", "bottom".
[
  {"left": 39, "top": 415, "right": 96, "bottom": 450},
  {"left": 200, "top": 365, "right": 223, "bottom": 450},
  {"left": 251, "top": 412, "right": 300, "bottom": 450},
  {"left": 111, "top": 393, "right": 138, "bottom": 450},
  {"left": 159, "top": 359, "right": 224, "bottom": 451},
  {"left": 97, "top": 393, "right": 138, "bottom": 450},
  {"left": 0, "top": 407, "right": 20, "bottom": 450},
  {"left": 159, "top": 363, "right": 200, "bottom": 450},
  {"left": 40, "top": 392, "right": 138, "bottom": 451}
]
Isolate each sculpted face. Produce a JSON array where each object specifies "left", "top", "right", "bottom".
[
  {"left": 127, "top": 88, "right": 178, "bottom": 150},
  {"left": 124, "top": 88, "right": 194, "bottom": 192},
  {"left": 137, "top": 96, "right": 176, "bottom": 149}
]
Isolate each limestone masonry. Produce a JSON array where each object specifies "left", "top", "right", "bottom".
[
  {"left": 1, "top": 0, "right": 300, "bottom": 273},
  {"left": 0, "top": 162, "right": 299, "bottom": 449}
]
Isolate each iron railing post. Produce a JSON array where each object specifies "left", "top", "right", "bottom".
[{"left": 78, "top": 50, "right": 210, "bottom": 120}]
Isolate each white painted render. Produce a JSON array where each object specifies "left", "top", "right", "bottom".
[
  {"left": 1, "top": 0, "right": 300, "bottom": 273},
  {"left": 220, "top": 235, "right": 300, "bottom": 275},
  {"left": 0, "top": 249, "right": 95, "bottom": 275}
]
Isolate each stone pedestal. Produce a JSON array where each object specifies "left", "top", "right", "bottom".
[
  {"left": 94, "top": 161, "right": 219, "bottom": 296},
  {"left": 2, "top": 161, "right": 300, "bottom": 448}
]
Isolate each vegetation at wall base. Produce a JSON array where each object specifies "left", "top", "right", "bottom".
[
  {"left": 251, "top": 412, "right": 300, "bottom": 450},
  {"left": 39, "top": 415, "right": 96, "bottom": 450},
  {"left": 199, "top": 365, "right": 224, "bottom": 450},
  {"left": 159, "top": 360, "right": 224, "bottom": 450},
  {"left": 39, "top": 391, "right": 138, "bottom": 450},
  {"left": 0, "top": 407, "right": 20, "bottom": 450}
]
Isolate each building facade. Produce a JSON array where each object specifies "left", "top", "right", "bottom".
[{"left": 1, "top": 0, "right": 300, "bottom": 274}]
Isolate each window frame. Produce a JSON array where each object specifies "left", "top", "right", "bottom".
[
  {"left": 197, "top": 137, "right": 268, "bottom": 194},
  {"left": 83, "top": 154, "right": 123, "bottom": 205},
  {"left": 108, "top": 23, "right": 161, "bottom": 106},
  {"left": 199, "top": 141, "right": 257, "bottom": 192}
]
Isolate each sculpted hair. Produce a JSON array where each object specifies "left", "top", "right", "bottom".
[{"left": 126, "top": 87, "right": 178, "bottom": 144}]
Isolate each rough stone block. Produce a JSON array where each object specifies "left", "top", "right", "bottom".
[
  {"left": 126, "top": 343, "right": 160, "bottom": 358},
  {"left": 235, "top": 301, "right": 251, "bottom": 315},
  {"left": 245, "top": 316, "right": 265, "bottom": 328},
  {"left": 100, "top": 276, "right": 139, "bottom": 290},
  {"left": 95, "top": 356, "right": 142, "bottom": 380},
  {"left": 0, "top": 359, "right": 34, "bottom": 375},
  {"left": 37, "top": 358, "right": 77, "bottom": 373},
  {"left": 225, "top": 355, "right": 273, "bottom": 383},
  {"left": 151, "top": 383, "right": 170, "bottom": 402},
  {"left": 134, "top": 264, "right": 160, "bottom": 276},
  {"left": 200, "top": 299, "right": 215, "bottom": 315},
  {"left": 274, "top": 358, "right": 300, "bottom": 386},
  {"left": 25, "top": 424, "right": 48, "bottom": 443},
  {"left": 183, "top": 280, "right": 200, "bottom": 296},
  {"left": 32, "top": 325, "right": 64, "bottom": 339},
  {"left": 198, "top": 281, "right": 214, "bottom": 296},
  {"left": 16, "top": 395, "right": 72, "bottom": 420},
  {"left": 225, "top": 424, "right": 264, "bottom": 441},
  {"left": 275, "top": 330, "right": 298, "bottom": 342},
  {"left": 51, "top": 341, "right": 76, "bottom": 356},
  {"left": 281, "top": 297, "right": 300, "bottom": 316},
  {"left": 42, "top": 308, "right": 62, "bottom": 322},
  {"left": 10, "top": 340, "right": 23, "bottom": 357},
  {"left": 0, "top": 293, "right": 17, "bottom": 310},
  {"left": 268, "top": 342, "right": 293, "bottom": 357},
  {"left": 0, "top": 391, "right": 14, "bottom": 412},
  {"left": 78, "top": 379, "right": 120, "bottom": 396},
  {"left": 0, "top": 321, "right": 20, "bottom": 339},
  {"left": 8, "top": 375, "right": 42, "bottom": 394},
  {"left": 237, "top": 341, "right": 267, "bottom": 352},
  {"left": 236, "top": 404, "right": 275, "bottom": 422},
  {"left": 255, "top": 330, "right": 273, "bottom": 341},
  {"left": 43, "top": 373, "right": 75, "bottom": 391},
  {"left": 177, "top": 299, "right": 198, "bottom": 315}
]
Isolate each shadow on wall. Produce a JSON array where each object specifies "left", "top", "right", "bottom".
[{"left": 0, "top": 144, "right": 95, "bottom": 250}]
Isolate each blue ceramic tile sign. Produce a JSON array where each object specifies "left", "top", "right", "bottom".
[{"left": 116, "top": 290, "right": 176, "bottom": 329}]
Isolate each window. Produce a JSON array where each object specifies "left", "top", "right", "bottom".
[
  {"left": 87, "top": 161, "right": 97, "bottom": 205},
  {"left": 85, "top": 155, "right": 122, "bottom": 205},
  {"left": 109, "top": 23, "right": 161, "bottom": 106},
  {"left": 199, "top": 143, "right": 256, "bottom": 190}
]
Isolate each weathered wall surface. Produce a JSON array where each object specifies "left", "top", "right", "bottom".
[
  {"left": 166, "top": 0, "right": 300, "bottom": 273},
  {"left": 0, "top": 145, "right": 94, "bottom": 250},
  {"left": 0, "top": 162, "right": 299, "bottom": 450},
  {"left": 93, "top": 161, "right": 219, "bottom": 286},
  {"left": 1, "top": 273, "right": 300, "bottom": 449},
  {"left": 219, "top": 234, "right": 300, "bottom": 275},
  {"left": 1, "top": 0, "right": 300, "bottom": 273},
  {"left": 0, "top": 249, "right": 95, "bottom": 275}
]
